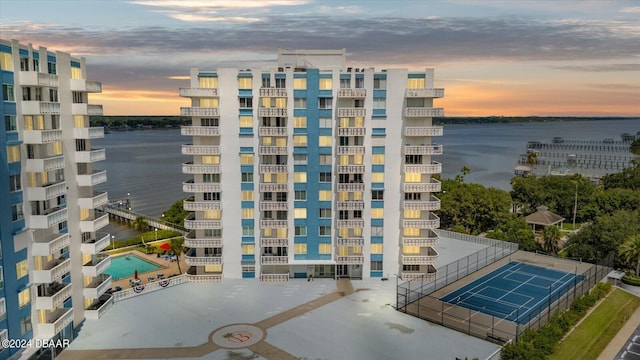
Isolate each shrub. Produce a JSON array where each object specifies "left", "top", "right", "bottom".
[{"left": 622, "top": 273, "right": 640, "bottom": 286}]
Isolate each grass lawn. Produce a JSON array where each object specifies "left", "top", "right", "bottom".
[{"left": 549, "top": 288, "right": 640, "bottom": 360}]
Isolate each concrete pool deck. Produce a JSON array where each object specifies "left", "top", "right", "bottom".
[{"left": 108, "top": 250, "right": 187, "bottom": 290}]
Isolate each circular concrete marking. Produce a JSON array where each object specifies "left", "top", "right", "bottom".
[{"left": 210, "top": 324, "right": 265, "bottom": 349}]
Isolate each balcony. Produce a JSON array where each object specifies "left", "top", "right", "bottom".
[
  {"left": 337, "top": 88, "right": 366, "bottom": 98},
  {"left": 259, "top": 201, "right": 289, "bottom": 211},
  {"left": 259, "top": 146, "right": 288, "bottom": 155},
  {"left": 260, "top": 183, "right": 288, "bottom": 192},
  {"left": 402, "top": 214, "right": 440, "bottom": 229},
  {"left": 187, "top": 273, "right": 223, "bottom": 283},
  {"left": 258, "top": 107, "right": 287, "bottom": 117},
  {"left": 261, "top": 238, "right": 288, "bottom": 247},
  {"left": 336, "top": 183, "right": 365, "bottom": 192},
  {"left": 184, "top": 231, "right": 222, "bottom": 248},
  {"left": 402, "top": 196, "right": 441, "bottom": 211},
  {"left": 337, "top": 127, "right": 366, "bottom": 136},
  {"left": 75, "top": 148, "right": 106, "bottom": 163},
  {"left": 72, "top": 103, "right": 103, "bottom": 115},
  {"left": 179, "top": 87, "right": 219, "bottom": 97},
  {"left": 336, "top": 256, "right": 364, "bottom": 264},
  {"left": 403, "top": 145, "right": 443, "bottom": 156},
  {"left": 81, "top": 232, "right": 111, "bottom": 254},
  {"left": 73, "top": 127, "right": 104, "bottom": 139},
  {"left": 26, "top": 154, "right": 64, "bottom": 172},
  {"left": 337, "top": 146, "right": 365, "bottom": 155},
  {"left": 185, "top": 250, "right": 222, "bottom": 266},
  {"left": 182, "top": 144, "right": 220, "bottom": 155},
  {"left": 70, "top": 79, "right": 103, "bottom": 93},
  {"left": 36, "top": 283, "right": 72, "bottom": 310},
  {"left": 183, "top": 180, "right": 221, "bottom": 193},
  {"left": 337, "top": 108, "right": 366, "bottom": 117},
  {"left": 183, "top": 198, "right": 221, "bottom": 211},
  {"left": 23, "top": 129, "right": 63, "bottom": 144},
  {"left": 77, "top": 170, "right": 107, "bottom": 186},
  {"left": 82, "top": 254, "right": 111, "bottom": 277},
  {"left": 260, "top": 273, "right": 289, "bottom": 282},
  {"left": 402, "top": 249, "right": 438, "bottom": 266},
  {"left": 30, "top": 207, "right": 67, "bottom": 229},
  {"left": 337, "top": 238, "right": 364, "bottom": 246},
  {"left": 405, "top": 126, "right": 444, "bottom": 137},
  {"left": 78, "top": 191, "right": 109, "bottom": 209},
  {"left": 32, "top": 258, "right": 71, "bottom": 283},
  {"left": 404, "top": 162, "right": 442, "bottom": 174},
  {"left": 405, "top": 88, "right": 445, "bottom": 98},
  {"left": 259, "top": 127, "right": 288, "bottom": 136},
  {"left": 336, "top": 165, "right": 365, "bottom": 174},
  {"left": 184, "top": 214, "right": 222, "bottom": 230},
  {"left": 26, "top": 181, "right": 66, "bottom": 201},
  {"left": 181, "top": 107, "right": 219, "bottom": 117},
  {"left": 259, "top": 88, "right": 287, "bottom": 97},
  {"left": 405, "top": 107, "right": 445, "bottom": 118},
  {"left": 336, "top": 201, "right": 364, "bottom": 211},
  {"left": 22, "top": 101, "right": 60, "bottom": 115},
  {"left": 85, "top": 294, "right": 113, "bottom": 320},
  {"left": 337, "top": 219, "right": 365, "bottom": 228},
  {"left": 32, "top": 232, "right": 70, "bottom": 256},
  {"left": 402, "top": 270, "right": 437, "bottom": 282},
  {"left": 37, "top": 307, "right": 73, "bottom": 339},
  {"left": 83, "top": 274, "right": 112, "bottom": 299},
  {"left": 261, "top": 256, "right": 288, "bottom": 265},
  {"left": 403, "top": 236, "right": 438, "bottom": 247},
  {"left": 18, "top": 71, "right": 58, "bottom": 87},
  {"left": 182, "top": 162, "right": 220, "bottom": 174},
  {"left": 260, "top": 165, "right": 288, "bottom": 173},
  {"left": 79, "top": 212, "right": 109, "bottom": 232},
  {"left": 260, "top": 220, "right": 288, "bottom": 228},
  {"left": 181, "top": 126, "right": 220, "bottom": 136},
  {"left": 403, "top": 179, "right": 441, "bottom": 193}
]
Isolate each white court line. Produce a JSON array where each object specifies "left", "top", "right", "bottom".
[{"left": 448, "top": 262, "right": 524, "bottom": 302}]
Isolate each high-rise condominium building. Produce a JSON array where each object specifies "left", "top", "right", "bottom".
[
  {"left": 180, "top": 49, "right": 443, "bottom": 282},
  {"left": 0, "top": 39, "right": 111, "bottom": 359}
]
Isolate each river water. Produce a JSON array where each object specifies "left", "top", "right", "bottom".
[{"left": 94, "top": 119, "right": 638, "bottom": 237}]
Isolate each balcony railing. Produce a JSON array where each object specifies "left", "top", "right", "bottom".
[
  {"left": 336, "top": 219, "right": 365, "bottom": 228},
  {"left": 77, "top": 170, "right": 108, "bottom": 187},
  {"left": 181, "top": 125, "right": 220, "bottom": 136},
  {"left": 259, "top": 88, "right": 288, "bottom": 97},
  {"left": 79, "top": 212, "right": 109, "bottom": 233},
  {"left": 403, "top": 179, "right": 441, "bottom": 193},
  {"left": 18, "top": 71, "right": 59, "bottom": 87},
  {"left": 404, "top": 162, "right": 442, "bottom": 174},
  {"left": 337, "top": 127, "right": 366, "bottom": 137},
  {"left": 402, "top": 214, "right": 440, "bottom": 229},
  {"left": 30, "top": 207, "right": 67, "bottom": 229},
  {"left": 183, "top": 198, "right": 221, "bottom": 211},
  {"left": 260, "top": 165, "right": 288, "bottom": 173},
  {"left": 336, "top": 183, "right": 365, "bottom": 192},
  {"left": 23, "top": 129, "right": 63, "bottom": 144},
  {"left": 336, "top": 165, "right": 365, "bottom": 174},
  {"left": 182, "top": 162, "right": 221, "bottom": 174},
  {"left": 337, "top": 108, "right": 366, "bottom": 117},
  {"left": 85, "top": 294, "right": 113, "bottom": 320},
  {"left": 404, "top": 126, "right": 444, "bottom": 137},
  {"left": 403, "top": 145, "right": 443, "bottom": 156},
  {"left": 337, "top": 146, "right": 365, "bottom": 155},
  {"left": 184, "top": 214, "right": 222, "bottom": 230},
  {"left": 261, "top": 238, "right": 288, "bottom": 246},
  {"left": 259, "top": 146, "right": 288, "bottom": 155},
  {"left": 83, "top": 274, "right": 112, "bottom": 299},
  {"left": 405, "top": 107, "right": 444, "bottom": 118},
  {"left": 73, "top": 127, "right": 104, "bottom": 139},
  {"left": 260, "top": 183, "right": 288, "bottom": 192},
  {"left": 32, "top": 233, "right": 70, "bottom": 256},
  {"left": 182, "top": 144, "right": 220, "bottom": 155},
  {"left": 70, "top": 79, "right": 103, "bottom": 92},
  {"left": 336, "top": 256, "right": 364, "bottom": 264},
  {"left": 186, "top": 273, "right": 223, "bottom": 283},
  {"left": 82, "top": 254, "right": 111, "bottom": 277},
  {"left": 258, "top": 107, "right": 287, "bottom": 117},
  {"left": 261, "top": 256, "right": 288, "bottom": 265},
  {"left": 336, "top": 238, "right": 364, "bottom": 246},
  {"left": 401, "top": 271, "right": 437, "bottom": 282},
  {"left": 402, "top": 196, "right": 441, "bottom": 211},
  {"left": 35, "top": 283, "right": 72, "bottom": 310},
  {"left": 258, "top": 127, "right": 288, "bottom": 136},
  {"left": 32, "top": 258, "right": 71, "bottom": 283},
  {"left": 26, "top": 154, "right": 64, "bottom": 172},
  {"left": 337, "top": 88, "right": 366, "bottom": 98},
  {"left": 75, "top": 148, "right": 107, "bottom": 163},
  {"left": 181, "top": 107, "right": 219, "bottom": 117},
  {"left": 260, "top": 220, "right": 288, "bottom": 228},
  {"left": 22, "top": 101, "right": 60, "bottom": 115},
  {"left": 259, "top": 201, "right": 289, "bottom": 211},
  {"left": 185, "top": 253, "right": 223, "bottom": 266},
  {"left": 183, "top": 180, "right": 221, "bottom": 193},
  {"left": 179, "top": 87, "right": 219, "bottom": 97},
  {"left": 78, "top": 191, "right": 109, "bottom": 209},
  {"left": 37, "top": 307, "right": 73, "bottom": 339},
  {"left": 405, "top": 88, "right": 445, "bottom": 98},
  {"left": 402, "top": 236, "right": 438, "bottom": 247},
  {"left": 184, "top": 231, "right": 222, "bottom": 248},
  {"left": 402, "top": 254, "right": 438, "bottom": 265},
  {"left": 81, "top": 232, "right": 111, "bottom": 254},
  {"left": 26, "top": 181, "right": 67, "bottom": 201},
  {"left": 260, "top": 273, "right": 289, "bottom": 282},
  {"left": 336, "top": 201, "right": 365, "bottom": 211}
]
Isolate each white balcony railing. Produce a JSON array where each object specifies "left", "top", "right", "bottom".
[
  {"left": 258, "top": 107, "right": 287, "bottom": 117},
  {"left": 337, "top": 88, "right": 366, "bottom": 98},
  {"left": 402, "top": 236, "right": 439, "bottom": 247},
  {"left": 402, "top": 215, "right": 440, "bottom": 229},
  {"left": 336, "top": 183, "right": 365, "bottom": 192},
  {"left": 35, "top": 283, "right": 72, "bottom": 310},
  {"left": 29, "top": 207, "right": 67, "bottom": 229},
  {"left": 70, "top": 79, "right": 103, "bottom": 93},
  {"left": 182, "top": 162, "right": 220, "bottom": 174},
  {"left": 181, "top": 107, "right": 219, "bottom": 117},
  {"left": 403, "top": 145, "right": 443, "bottom": 156},
  {"left": 18, "top": 71, "right": 59, "bottom": 87},
  {"left": 26, "top": 154, "right": 64, "bottom": 172},
  {"left": 73, "top": 127, "right": 104, "bottom": 139},
  {"left": 404, "top": 126, "right": 444, "bottom": 137},
  {"left": 184, "top": 232, "right": 222, "bottom": 248},
  {"left": 75, "top": 149, "right": 106, "bottom": 163},
  {"left": 336, "top": 201, "right": 365, "bottom": 211},
  {"left": 405, "top": 88, "right": 445, "bottom": 98},
  {"left": 184, "top": 255, "right": 222, "bottom": 266},
  {"left": 336, "top": 220, "right": 365, "bottom": 229},
  {"left": 78, "top": 191, "right": 109, "bottom": 209},
  {"left": 186, "top": 274, "right": 223, "bottom": 283},
  {"left": 259, "top": 165, "right": 288, "bottom": 173},
  {"left": 337, "top": 146, "right": 365, "bottom": 155},
  {"left": 260, "top": 220, "right": 288, "bottom": 228},
  {"left": 181, "top": 126, "right": 220, "bottom": 136},
  {"left": 26, "top": 181, "right": 66, "bottom": 201},
  {"left": 259, "top": 88, "right": 287, "bottom": 97},
  {"left": 336, "top": 165, "right": 365, "bottom": 174},
  {"left": 37, "top": 307, "right": 73, "bottom": 339},
  {"left": 402, "top": 255, "right": 438, "bottom": 265},
  {"left": 76, "top": 170, "right": 107, "bottom": 187},
  {"left": 81, "top": 232, "right": 111, "bottom": 254},
  {"left": 401, "top": 272, "right": 437, "bottom": 282},
  {"left": 261, "top": 238, "right": 288, "bottom": 247},
  {"left": 22, "top": 101, "right": 60, "bottom": 115},
  {"left": 184, "top": 214, "right": 222, "bottom": 230},
  {"left": 179, "top": 88, "right": 219, "bottom": 97},
  {"left": 79, "top": 212, "right": 109, "bottom": 233},
  {"left": 260, "top": 273, "right": 289, "bottom": 282},
  {"left": 403, "top": 179, "right": 441, "bottom": 193},
  {"left": 259, "top": 146, "right": 288, "bottom": 155},
  {"left": 402, "top": 196, "right": 441, "bottom": 211},
  {"left": 22, "top": 129, "right": 63, "bottom": 144},
  {"left": 261, "top": 256, "right": 288, "bottom": 265},
  {"left": 404, "top": 162, "right": 442, "bottom": 174},
  {"left": 84, "top": 294, "right": 113, "bottom": 320},
  {"left": 83, "top": 274, "right": 112, "bottom": 299},
  {"left": 32, "top": 233, "right": 70, "bottom": 256},
  {"left": 32, "top": 258, "right": 71, "bottom": 283},
  {"left": 259, "top": 183, "right": 288, "bottom": 192},
  {"left": 82, "top": 254, "right": 111, "bottom": 277},
  {"left": 405, "top": 107, "right": 444, "bottom": 118},
  {"left": 336, "top": 256, "right": 364, "bottom": 264},
  {"left": 259, "top": 202, "right": 289, "bottom": 211},
  {"left": 183, "top": 180, "right": 221, "bottom": 193},
  {"left": 337, "top": 108, "right": 366, "bottom": 117},
  {"left": 182, "top": 144, "right": 220, "bottom": 155},
  {"left": 337, "top": 127, "right": 366, "bottom": 137},
  {"left": 337, "top": 238, "right": 365, "bottom": 246},
  {"left": 258, "top": 127, "right": 288, "bottom": 136},
  {"left": 183, "top": 199, "right": 221, "bottom": 211}
]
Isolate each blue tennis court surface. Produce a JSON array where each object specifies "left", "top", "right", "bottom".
[{"left": 441, "top": 262, "right": 583, "bottom": 324}]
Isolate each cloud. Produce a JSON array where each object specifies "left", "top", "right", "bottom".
[
  {"left": 621, "top": 6, "right": 640, "bottom": 13},
  {"left": 549, "top": 64, "right": 640, "bottom": 72},
  {"left": 586, "top": 83, "right": 640, "bottom": 90}
]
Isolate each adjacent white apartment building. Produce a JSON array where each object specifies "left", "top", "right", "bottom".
[
  {"left": 180, "top": 49, "right": 443, "bottom": 282},
  {"left": 0, "top": 39, "right": 111, "bottom": 359}
]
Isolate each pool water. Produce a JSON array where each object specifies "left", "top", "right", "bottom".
[{"left": 104, "top": 254, "right": 162, "bottom": 280}]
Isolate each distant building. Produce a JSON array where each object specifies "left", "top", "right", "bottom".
[
  {"left": 180, "top": 49, "right": 444, "bottom": 282},
  {"left": 0, "top": 39, "right": 110, "bottom": 359},
  {"left": 525, "top": 205, "right": 565, "bottom": 232}
]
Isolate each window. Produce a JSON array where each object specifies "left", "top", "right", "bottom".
[
  {"left": 370, "top": 244, "right": 384, "bottom": 254},
  {"left": 203, "top": 192, "right": 220, "bottom": 201},
  {"left": 294, "top": 190, "right": 306, "bottom": 200},
  {"left": 371, "top": 208, "right": 384, "bottom": 219},
  {"left": 71, "top": 66, "right": 82, "bottom": 80},
  {"left": 4, "top": 115, "right": 16, "bottom": 131},
  {"left": 9, "top": 175, "right": 21, "bottom": 192},
  {"left": 239, "top": 97, "right": 253, "bottom": 108},
  {"left": 319, "top": 226, "right": 331, "bottom": 236},
  {"left": 319, "top": 78, "right": 332, "bottom": 90},
  {"left": 11, "top": 204, "right": 23, "bottom": 222},
  {"left": 318, "top": 98, "right": 332, "bottom": 109},
  {"left": 202, "top": 155, "right": 220, "bottom": 165},
  {"left": 0, "top": 51, "right": 12, "bottom": 70},
  {"left": 238, "top": 77, "right": 252, "bottom": 89},
  {"left": 319, "top": 243, "right": 332, "bottom": 254},
  {"left": 240, "top": 154, "right": 254, "bottom": 164},
  {"left": 404, "top": 173, "right": 421, "bottom": 183},
  {"left": 340, "top": 78, "right": 350, "bottom": 88},
  {"left": 242, "top": 226, "right": 254, "bottom": 236},
  {"left": 293, "top": 135, "right": 307, "bottom": 146},
  {"left": 16, "top": 260, "right": 28, "bottom": 279},
  {"left": 203, "top": 174, "right": 220, "bottom": 183},
  {"left": 205, "top": 229, "right": 222, "bottom": 237},
  {"left": 202, "top": 118, "right": 218, "bottom": 127},
  {"left": 372, "top": 226, "right": 384, "bottom": 236},
  {"left": 261, "top": 77, "right": 270, "bottom": 88},
  {"left": 295, "top": 226, "right": 307, "bottom": 236},
  {"left": 242, "top": 190, "right": 254, "bottom": 201},
  {"left": 204, "top": 210, "right": 221, "bottom": 219},
  {"left": 294, "top": 172, "right": 307, "bottom": 183},
  {"left": 239, "top": 116, "right": 253, "bottom": 127},
  {"left": 275, "top": 78, "right": 286, "bottom": 88},
  {"left": 371, "top": 261, "right": 383, "bottom": 271},
  {"left": 18, "top": 288, "right": 30, "bottom": 308},
  {"left": 48, "top": 61, "right": 56, "bottom": 75},
  {"left": 199, "top": 76, "right": 218, "bottom": 88},
  {"left": 294, "top": 98, "right": 306, "bottom": 108},
  {"left": 374, "top": 78, "right": 386, "bottom": 89},
  {"left": 371, "top": 172, "right": 384, "bottom": 182},
  {"left": 319, "top": 190, "right": 332, "bottom": 201},
  {"left": 407, "top": 78, "right": 425, "bottom": 89},
  {"left": 242, "top": 244, "right": 255, "bottom": 255},
  {"left": 373, "top": 98, "right": 386, "bottom": 109},
  {"left": 72, "top": 91, "right": 84, "bottom": 103},
  {"left": 319, "top": 208, "right": 331, "bottom": 218},
  {"left": 294, "top": 116, "right": 307, "bottom": 128},
  {"left": 293, "top": 78, "right": 307, "bottom": 89},
  {"left": 319, "top": 118, "right": 332, "bottom": 128},
  {"left": 355, "top": 77, "right": 364, "bottom": 88},
  {"left": 403, "top": 228, "right": 420, "bottom": 236},
  {"left": 294, "top": 243, "right": 307, "bottom": 254},
  {"left": 372, "top": 154, "right": 385, "bottom": 164},
  {"left": 371, "top": 190, "right": 384, "bottom": 200},
  {"left": 404, "top": 210, "right": 421, "bottom": 219},
  {"left": 294, "top": 154, "right": 307, "bottom": 165},
  {"left": 319, "top": 154, "right": 332, "bottom": 165},
  {"left": 2, "top": 84, "right": 14, "bottom": 101},
  {"left": 319, "top": 172, "right": 332, "bottom": 182},
  {"left": 294, "top": 208, "right": 307, "bottom": 219},
  {"left": 242, "top": 208, "right": 254, "bottom": 219},
  {"left": 241, "top": 172, "right": 254, "bottom": 182},
  {"left": 403, "top": 245, "right": 421, "bottom": 254},
  {"left": 319, "top": 136, "right": 332, "bottom": 147}
]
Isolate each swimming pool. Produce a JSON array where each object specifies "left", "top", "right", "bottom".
[{"left": 104, "top": 254, "right": 162, "bottom": 280}]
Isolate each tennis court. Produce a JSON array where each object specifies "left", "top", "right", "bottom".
[{"left": 440, "top": 261, "right": 582, "bottom": 324}]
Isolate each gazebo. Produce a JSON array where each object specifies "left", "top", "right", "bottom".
[{"left": 525, "top": 205, "right": 565, "bottom": 232}]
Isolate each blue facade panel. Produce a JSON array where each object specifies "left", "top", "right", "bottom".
[
  {"left": 370, "top": 271, "right": 383, "bottom": 278},
  {"left": 373, "top": 89, "right": 387, "bottom": 98},
  {"left": 240, "top": 183, "right": 254, "bottom": 190},
  {"left": 242, "top": 272, "right": 255, "bottom": 278},
  {"left": 371, "top": 236, "right": 383, "bottom": 244},
  {"left": 241, "top": 201, "right": 254, "bottom": 208},
  {"left": 371, "top": 219, "right": 384, "bottom": 227}
]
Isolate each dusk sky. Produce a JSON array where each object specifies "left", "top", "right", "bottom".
[{"left": 1, "top": 0, "right": 639, "bottom": 116}]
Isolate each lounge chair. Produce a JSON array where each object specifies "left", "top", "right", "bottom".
[
  {"left": 114, "top": 286, "right": 122, "bottom": 291},
  {"left": 147, "top": 277, "right": 155, "bottom": 282}
]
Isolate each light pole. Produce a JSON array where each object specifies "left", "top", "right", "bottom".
[
  {"left": 111, "top": 235, "right": 115, "bottom": 250},
  {"left": 572, "top": 182, "right": 578, "bottom": 230},
  {"left": 155, "top": 228, "right": 158, "bottom": 242}
]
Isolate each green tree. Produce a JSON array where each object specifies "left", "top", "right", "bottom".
[
  {"left": 170, "top": 237, "right": 185, "bottom": 274},
  {"left": 619, "top": 234, "right": 640, "bottom": 276},
  {"left": 486, "top": 214, "right": 538, "bottom": 251},
  {"left": 542, "top": 225, "right": 561, "bottom": 255},
  {"left": 630, "top": 139, "right": 640, "bottom": 155},
  {"left": 131, "top": 216, "right": 149, "bottom": 232},
  {"left": 162, "top": 199, "right": 191, "bottom": 227},
  {"left": 601, "top": 159, "right": 640, "bottom": 190},
  {"left": 526, "top": 151, "right": 538, "bottom": 165}
]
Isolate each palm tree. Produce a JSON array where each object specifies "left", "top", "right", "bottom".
[
  {"left": 131, "top": 216, "right": 149, "bottom": 231},
  {"left": 542, "top": 225, "right": 560, "bottom": 255},
  {"left": 170, "top": 237, "right": 185, "bottom": 274},
  {"left": 619, "top": 234, "right": 640, "bottom": 276},
  {"left": 526, "top": 151, "right": 538, "bottom": 166}
]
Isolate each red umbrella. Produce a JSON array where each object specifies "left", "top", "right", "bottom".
[
  {"left": 134, "top": 269, "right": 138, "bottom": 280},
  {"left": 159, "top": 243, "right": 171, "bottom": 250}
]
